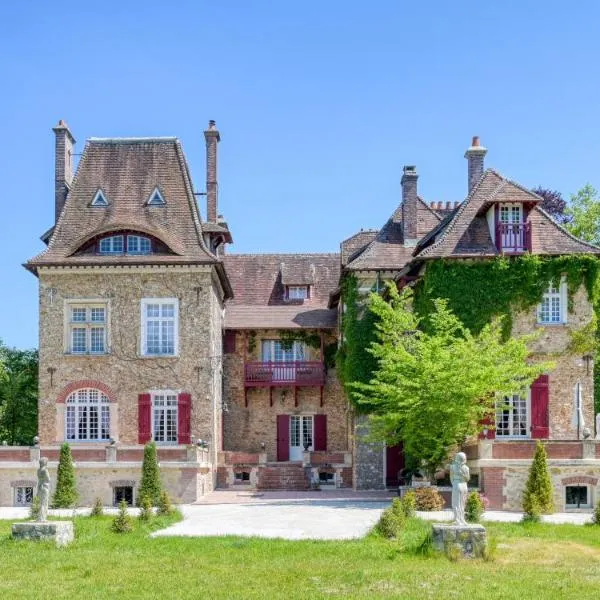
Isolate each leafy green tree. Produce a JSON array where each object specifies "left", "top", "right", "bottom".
[
  {"left": 352, "top": 286, "right": 551, "bottom": 476},
  {"left": 522, "top": 441, "right": 554, "bottom": 516},
  {"left": 0, "top": 344, "right": 38, "bottom": 445},
  {"left": 52, "top": 443, "right": 78, "bottom": 508},
  {"left": 565, "top": 184, "right": 600, "bottom": 245},
  {"left": 138, "top": 442, "right": 162, "bottom": 505}
]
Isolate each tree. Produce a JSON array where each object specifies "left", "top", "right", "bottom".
[
  {"left": 522, "top": 441, "right": 554, "bottom": 516},
  {"left": 532, "top": 187, "right": 570, "bottom": 225},
  {"left": 138, "top": 442, "right": 162, "bottom": 505},
  {"left": 564, "top": 184, "right": 600, "bottom": 245},
  {"left": 0, "top": 344, "right": 38, "bottom": 445},
  {"left": 52, "top": 443, "right": 78, "bottom": 508},
  {"left": 351, "top": 286, "right": 552, "bottom": 476}
]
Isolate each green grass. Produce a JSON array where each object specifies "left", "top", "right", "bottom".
[{"left": 1, "top": 515, "right": 600, "bottom": 599}]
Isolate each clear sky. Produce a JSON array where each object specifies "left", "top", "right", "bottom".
[{"left": 1, "top": 1, "right": 600, "bottom": 349}]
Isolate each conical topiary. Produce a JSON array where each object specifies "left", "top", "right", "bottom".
[
  {"left": 52, "top": 443, "right": 79, "bottom": 508},
  {"left": 157, "top": 490, "right": 173, "bottom": 516},
  {"left": 138, "top": 495, "right": 153, "bottom": 521},
  {"left": 522, "top": 440, "right": 554, "bottom": 516},
  {"left": 112, "top": 499, "right": 133, "bottom": 533},
  {"left": 138, "top": 441, "right": 162, "bottom": 506}
]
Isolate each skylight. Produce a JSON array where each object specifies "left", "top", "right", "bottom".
[
  {"left": 91, "top": 189, "right": 109, "bottom": 207},
  {"left": 147, "top": 187, "right": 165, "bottom": 206}
]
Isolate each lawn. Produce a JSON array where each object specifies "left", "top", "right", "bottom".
[{"left": 1, "top": 514, "right": 600, "bottom": 599}]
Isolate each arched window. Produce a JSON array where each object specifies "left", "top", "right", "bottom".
[
  {"left": 66, "top": 388, "right": 110, "bottom": 441},
  {"left": 98, "top": 234, "right": 152, "bottom": 255}
]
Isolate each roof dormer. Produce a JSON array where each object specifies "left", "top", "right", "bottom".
[
  {"left": 146, "top": 187, "right": 165, "bottom": 206},
  {"left": 91, "top": 189, "right": 109, "bottom": 207}
]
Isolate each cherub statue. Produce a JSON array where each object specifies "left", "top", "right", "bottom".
[{"left": 449, "top": 452, "right": 469, "bottom": 526}]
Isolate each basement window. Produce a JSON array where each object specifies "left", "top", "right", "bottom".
[
  {"left": 114, "top": 486, "right": 134, "bottom": 506},
  {"left": 565, "top": 485, "right": 592, "bottom": 509},
  {"left": 319, "top": 472, "right": 335, "bottom": 486},
  {"left": 14, "top": 486, "right": 34, "bottom": 507},
  {"left": 234, "top": 471, "right": 251, "bottom": 484}
]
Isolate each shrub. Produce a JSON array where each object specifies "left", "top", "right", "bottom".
[
  {"left": 414, "top": 487, "right": 444, "bottom": 511},
  {"left": 138, "top": 442, "right": 162, "bottom": 506},
  {"left": 400, "top": 490, "right": 417, "bottom": 518},
  {"left": 592, "top": 499, "right": 600, "bottom": 525},
  {"left": 112, "top": 500, "right": 133, "bottom": 533},
  {"left": 90, "top": 497, "right": 103, "bottom": 517},
  {"left": 157, "top": 490, "right": 174, "bottom": 516},
  {"left": 52, "top": 443, "right": 78, "bottom": 508},
  {"left": 138, "top": 495, "right": 153, "bottom": 521},
  {"left": 377, "top": 507, "right": 405, "bottom": 538},
  {"left": 465, "top": 491, "right": 485, "bottom": 523},
  {"left": 29, "top": 495, "right": 41, "bottom": 521},
  {"left": 522, "top": 441, "right": 554, "bottom": 517}
]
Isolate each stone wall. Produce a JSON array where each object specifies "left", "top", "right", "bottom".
[
  {"left": 37, "top": 267, "right": 224, "bottom": 468},
  {"left": 352, "top": 414, "right": 385, "bottom": 490}
]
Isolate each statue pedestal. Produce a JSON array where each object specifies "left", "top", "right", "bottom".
[
  {"left": 431, "top": 523, "right": 486, "bottom": 558},
  {"left": 12, "top": 521, "right": 74, "bottom": 547}
]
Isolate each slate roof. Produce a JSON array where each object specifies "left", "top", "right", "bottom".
[
  {"left": 26, "top": 137, "right": 227, "bottom": 272},
  {"left": 223, "top": 253, "right": 339, "bottom": 329}
]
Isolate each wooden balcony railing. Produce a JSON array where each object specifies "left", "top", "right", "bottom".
[
  {"left": 245, "top": 361, "right": 325, "bottom": 387},
  {"left": 496, "top": 222, "right": 531, "bottom": 253}
]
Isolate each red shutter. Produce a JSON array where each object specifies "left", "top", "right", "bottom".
[
  {"left": 479, "top": 413, "right": 496, "bottom": 440},
  {"left": 276, "top": 415, "right": 290, "bottom": 461},
  {"left": 138, "top": 393, "right": 152, "bottom": 444},
  {"left": 223, "top": 331, "right": 236, "bottom": 354},
  {"left": 178, "top": 393, "right": 192, "bottom": 445},
  {"left": 314, "top": 414, "right": 327, "bottom": 451},
  {"left": 531, "top": 374, "right": 550, "bottom": 439}
]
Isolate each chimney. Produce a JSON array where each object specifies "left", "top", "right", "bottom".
[
  {"left": 464, "top": 136, "right": 487, "bottom": 194},
  {"left": 204, "top": 119, "right": 220, "bottom": 223},
  {"left": 52, "top": 120, "right": 75, "bottom": 223},
  {"left": 401, "top": 165, "right": 418, "bottom": 245}
]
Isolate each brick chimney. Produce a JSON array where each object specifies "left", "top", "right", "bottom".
[
  {"left": 204, "top": 120, "right": 220, "bottom": 223},
  {"left": 401, "top": 165, "right": 418, "bottom": 245},
  {"left": 465, "top": 136, "right": 487, "bottom": 194},
  {"left": 52, "top": 120, "right": 75, "bottom": 223}
]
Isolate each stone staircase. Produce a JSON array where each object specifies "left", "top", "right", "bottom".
[{"left": 257, "top": 463, "right": 310, "bottom": 490}]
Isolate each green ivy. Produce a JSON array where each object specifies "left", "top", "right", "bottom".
[{"left": 277, "top": 329, "right": 337, "bottom": 369}]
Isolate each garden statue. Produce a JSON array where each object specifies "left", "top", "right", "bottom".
[
  {"left": 37, "top": 457, "right": 50, "bottom": 522},
  {"left": 450, "top": 452, "right": 469, "bottom": 526}
]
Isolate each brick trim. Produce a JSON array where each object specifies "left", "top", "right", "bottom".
[
  {"left": 561, "top": 475, "right": 598, "bottom": 486},
  {"left": 56, "top": 380, "right": 116, "bottom": 403},
  {"left": 10, "top": 480, "right": 36, "bottom": 488}
]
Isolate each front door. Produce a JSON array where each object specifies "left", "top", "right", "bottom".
[{"left": 290, "top": 415, "right": 313, "bottom": 460}]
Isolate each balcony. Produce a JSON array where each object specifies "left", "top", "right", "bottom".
[
  {"left": 496, "top": 222, "right": 531, "bottom": 254},
  {"left": 245, "top": 361, "right": 325, "bottom": 387}
]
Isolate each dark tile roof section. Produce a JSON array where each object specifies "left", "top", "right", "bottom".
[
  {"left": 340, "top": 229, "right": 379, "bottom": 266},
  {"left": 225, "top": 306, "right": 337, "bottom": 330},
  {"left": 26, "top": 138, "right": 218, "bottom": 268},
  {"left": 416, "top": 197, "right": 441, "bottom": 237}
]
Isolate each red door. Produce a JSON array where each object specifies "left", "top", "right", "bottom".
[
  {"left": 386, "top": 443, "right": 405, "bottom": 487},
  {"left": 276, "top": 415, "right": 290, "bottom": 461}
]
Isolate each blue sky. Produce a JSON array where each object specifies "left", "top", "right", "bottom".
[{"left": 1, "top": 1, "right": 600, "bottom": 349}]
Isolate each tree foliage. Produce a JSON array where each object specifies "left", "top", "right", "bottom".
[
  {"left": 0, "top": 343, "right": 38, "bottom": 445},
  {"left": 52, "top": 443, "right": 78, "bottom": 508},
  {"left": 138, "top": 442, "right": 162, "bottom": 506},
  {"left": 564, "top": 184, "right": 600, "bottom": 246},
  {"left": 522, "top": 441, "right": 554, "bottom": 516},
  {"left": 532, "top": 186, "right": 570, "bottom": 224},
  {"left": 351, "top": 286, "right": 552, "bottom": 475}
]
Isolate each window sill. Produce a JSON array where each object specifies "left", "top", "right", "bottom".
[
  {"left": 493, "top": 437, "right": 532, "bottom": 441},
  {"left": 139, "top": 354, "right": 179, "bottom": 359},
  {"left": 535, "top": 322, "right": 568, "bottom": 327},
  {"left": 64, "top": 352, "right": 110, "bottom": 357}
]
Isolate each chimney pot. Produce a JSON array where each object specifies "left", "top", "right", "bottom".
[
  {"left": 454, "top": 201, "right": 460, "bottom": 208},
  {"left": 446, "top": 201, "right": 452, "bottom": 210},
  {"left": 437, "top": 201, "right": 443, "bottom": 210},
  {"left": 472, "top": 136, "right": 480, "bottom": 147}
]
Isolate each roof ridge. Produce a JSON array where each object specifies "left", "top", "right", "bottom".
[
  {"left": 88, "top": 137, "right": 178, "bottom": 143},
  {"left": 225, "top": 252, "right": 339, "bottom": 257}
]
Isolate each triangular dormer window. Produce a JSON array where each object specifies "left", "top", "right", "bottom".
[
  {"left": 146, "top": 187, "right": 165, "bottom": 206},
  {"left": 91, "top": 189, "right": 109, "bottom": 207}
]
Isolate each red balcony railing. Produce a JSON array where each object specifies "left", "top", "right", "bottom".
[
  {"left": 245, "top": 361, "right": 325, "bottom": 387},
  {"left": 496, "top": 222, "right": 531, "bottom": 253}
]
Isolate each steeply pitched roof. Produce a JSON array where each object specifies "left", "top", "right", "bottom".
[
  {"left": 340, "top": 229, "right": 379, "bottom": 266},
  {"left": 222, "top": 253, "right": 339, "bottom": 329},
  {"left": 26, "top": 138, "right": 221, "bottom": 270},
  {"left": 415, "top": 169, "right": 600, "bottom": 259}
]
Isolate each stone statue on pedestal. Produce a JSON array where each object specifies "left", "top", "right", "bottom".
[
  {"left": 450, "top": 452, "right": 469, "bottom": 526},
  {"left": 37, "top": 457, "right": 50, "bottom": 522}
]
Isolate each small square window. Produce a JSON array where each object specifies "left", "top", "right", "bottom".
[
  {"left": 319, "top": 472, "right": 335, "bottom": 485},
  {"left": 14, "top": 486, "right": 34, "bottom": 506},
  {"left": 114, "top": 486, "right": 134, "bottom": 506},
  {"left": 287, "top": 286, "right": 309, "bottom": 300},
  {"left": 72, "top": 308, "right": 87, "bottom": 322},
  {"left": 234, "top": 472, "right": 251, "bottom": 483},
  {"left": 565, "top": 485, "right": 591, "bottom": 509},
  {"left": 91, "top": 308, "right": 105, "bottom": 322}
]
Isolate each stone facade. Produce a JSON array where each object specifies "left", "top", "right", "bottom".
[{"left": 352, "top": 414, "right": 385, "bottom": 490}]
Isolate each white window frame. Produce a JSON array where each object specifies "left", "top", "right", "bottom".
[
  {"left": 261, "top": 340, "right": 307, "bottom": 362},
  {"left": 146, "top": 186, "right": 166, "bottom": 206},
  {"left": 65, "top": 388, "right": 111, "bottom": 442},
  {"left": 151, "top": 390, "right": 178, "bottom": 444},
  {"left": 537, "top": 277, "right": 568, "bottom": 325},
  {"left": 495, "top": 392, "right": 530, "bottom": 439},
  {"left": 141, "top": 298, "right": 179, "bottom": 357},
  {"left": 287, "top": 285, "right": 309, "bottom": 300},
  {"left": 565, "top": 485, "right": 592, "bottom": 509},
  {"left": 91, "top": 189, "right": 109, "bottom": 207},
  {"left": 65, "top": 301, "right": 109, "bottom": 355},
  {"left": 127, "top": 235, "right": 152, "bottom": 255},
  {"left": 98, "top": 235, "right": 124, "bottom": 255}
]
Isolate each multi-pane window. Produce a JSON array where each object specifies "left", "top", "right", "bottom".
[
  {"left": 99, "top": 235, "right": 124, "bottom": 254},
  {"left": 127, "top": 235, "right": 151, "bottom": 255},
  {"left": 152, "top": 393, "right": 178, "bottom": 443},
  {"left": 114, "top": 486, "right": 134, "bottom": 506},
  {"left": 538, "top": 279, "right": 566, "bottom": 324},
  {"left": 65, "top": 388, "right": 110, "bottom": 441},
  {"left": 67, "top": 304, "right": 107, "bottom": 354},
  {"left": 261, "top": 340, "right": 306, "bottom": 362},
  {"left": 495, "top": 394, "right": 529, "bottom": 438},
  {"left": 290, "top": 415, "right": 313, "bottom": 450},
  {"left": 287, "top": 285, "right": 309, "bottom": 300},
  {"left": 565, "top": 486, "right": 591, "bottom": 509},
  {"left": 141, "top": 299, "right": 178, "bottom": 356},
  {"left": 14, "top": 486, "right": 34, "bottom": 506}
]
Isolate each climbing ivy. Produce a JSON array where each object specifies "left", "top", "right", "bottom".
[{"left": 277, "top": 329, "right": 337, "bottom": 369}]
